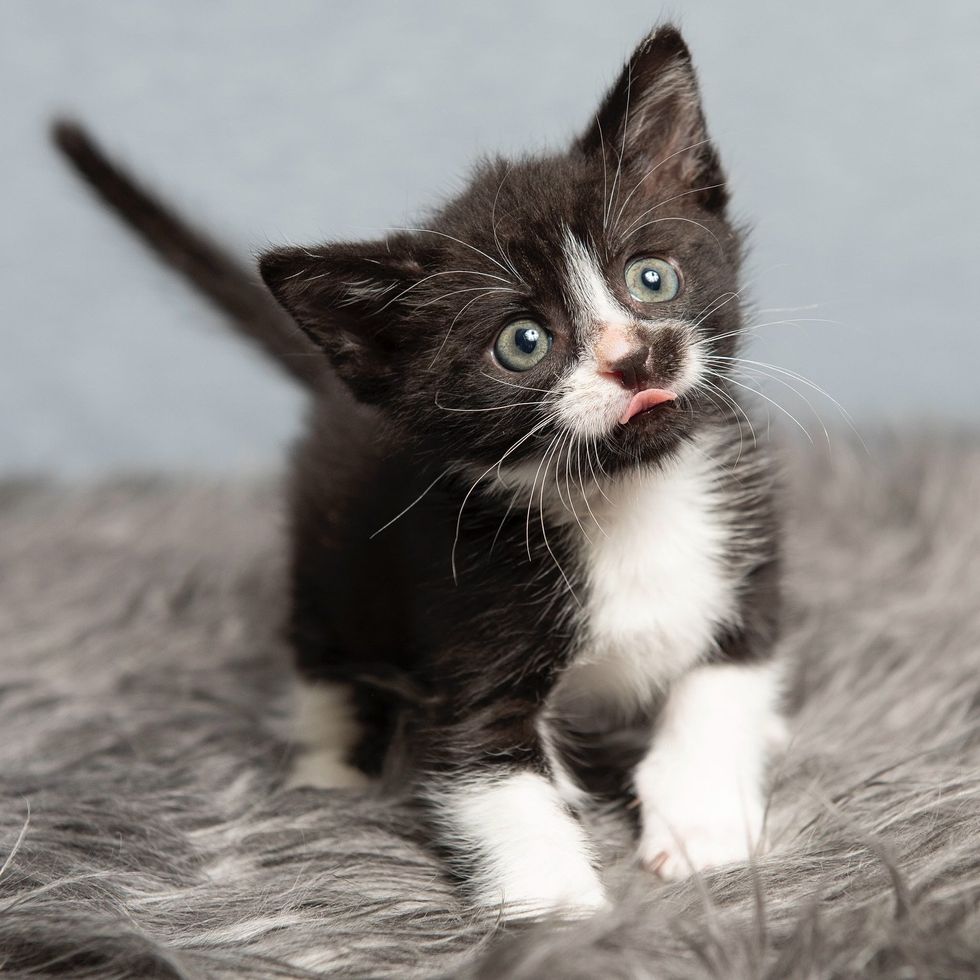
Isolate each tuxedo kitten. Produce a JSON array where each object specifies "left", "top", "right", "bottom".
[{"left": 54, "top": 24, "right": 784, "bottom": 918}]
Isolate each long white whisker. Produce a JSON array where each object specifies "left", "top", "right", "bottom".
[
  {"left": 415, "top": 285, "right": 518, "bottom": 310},
  {"left": 621, "top": 182, "right": 727, "bottom": 236},
  {"left": 434, "top": 394, "right": 557, "bottom": 414},
  {"left": 374, "top": 269, "right": 513, "bottom": 313},
  {"left": 711, "top": 370, "right": 815, "bottom": 444},
  {"left": 370, "top": 470, "right": 448, "bottom": 538},
  {"left": 490, "top": 165, "right": 523, "bottom": 283},
  {"left": 594, "top": 112, "right": 609, "bottom": 240},
  {"left": 696, "top": 377, "right": 755, "bottom": 464},
  {"left": 537, "top": 431, "right": 580, "bottom": 603},
  {"left": 624, "top": 215, "right": 722, "bottom": 250},
  {"left": 720, "top": 361, "right": 832, "bottom": 451},
  {"left": 478, "top": 372, "right": 554, "bottom": 395},
  {"left": 612, "top": 137, "right": 712, "bottom": 230},
  {"left": 525, "top": 430, "right": 563, "bottom": 563},
  {"left": 452, "top": 413, "right": 557, "bottom": 581},
  {"left": 388, "top": 226, "right": 518, "bottom": 280},
  {"left": 604, "top": 61, "right": 632, "bottom": 231},
  {"left": 699, "top": 317, "right": 842, "bottom": 346},
  {"left": 430, "top": 288, "right": 502, "bottom": 367},
  {"left": 577, "top": 436, "right": 607, "bottom": 536}
]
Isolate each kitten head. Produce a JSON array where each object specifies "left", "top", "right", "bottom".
[{"left": 261, "top": 25, "right": 743, "bottom": 476}]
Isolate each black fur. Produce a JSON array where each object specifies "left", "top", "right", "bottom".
[{"left": 53, "top": 24, "right": 781, "bottom": 902}]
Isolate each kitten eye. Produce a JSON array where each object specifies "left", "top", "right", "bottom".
[
  {"left": 624, "top": 257, "right": 681, "bottom": 303},
  {"left": 493, "top": 319, "right": 552, "bottom": 372}
]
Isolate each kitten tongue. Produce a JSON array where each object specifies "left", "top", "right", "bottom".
[{"left": 619, "top": 388, "right": 678, "bottom": 424}]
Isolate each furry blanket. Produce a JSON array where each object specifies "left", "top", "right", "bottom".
[{"left": 1, "top": 440, "right": 978, "bottom": 978}]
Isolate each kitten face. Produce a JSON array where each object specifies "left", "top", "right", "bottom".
[{"left": 261, "top": 27, "right": 743, "bottom": 475}]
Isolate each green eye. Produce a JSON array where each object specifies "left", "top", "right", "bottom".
[
  {"left": 624, "top": 257, "right": 681, "bottom": 303},
  {"left": 494, "top": 319, "right": 552, "bottom": 372}
]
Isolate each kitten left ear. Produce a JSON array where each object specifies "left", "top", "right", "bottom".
[
  {"left": 259, "top": 237, "right": 430, "bottom": 403},
  {"left": 578, "top": 24, "right": 727, "bottom": 212}
]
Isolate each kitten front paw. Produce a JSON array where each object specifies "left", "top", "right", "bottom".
[
  {"left": 477, "top": 869, "right": 608, "bottom": 921},
  {"left": 638, "top": 803, "right": 765, "bottom": 881}
]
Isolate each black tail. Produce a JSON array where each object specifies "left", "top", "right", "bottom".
[{"left": 51, "top": 120, "right": 322, "bottom": 391}]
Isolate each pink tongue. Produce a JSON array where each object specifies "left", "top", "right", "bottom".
[{"left": 619, "top": 388, "right": 678, "bottom": 424}]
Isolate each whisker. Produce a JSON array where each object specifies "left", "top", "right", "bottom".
[
  {"left": 701, "top": 316, "right": 842, "bottom": 346},
  {"left": 489, "top": 489, "right": 520, "bottom": 555},
  {"left": 434, "top": 394, "right": 557, "bottom": 413},
  {"left": 559, "top": 431, "right": 591, "bottom": 541},
  {"left": 370, "top": 470, "right": 449, "bottom": 538},
  {"left": 709, "top": 370, "right": 814, "bottom": 444},
  {"left": 696, "top": 377, "right": 755, "bottom": 464},
  {"left": 611, "top": 137, "right": 712, "bottom": 230},
  {"left": 621, "top": 182, "right": 728, "bottom": 237},
  {"left": 374, "top": 269, "right": 514, "bottom": 313},
  {"left": 537, "top": 431, "right": 580, "bottom": 603},
  {"left": 490, "top": 165, "right": 523, "bottom": 284},
  {"left": 709, "top": 353, "right": 867, "bottom": 453},
  {"left": 594, "top": 112, "right": 609, "bottom": 239},
  {"left": 430, "top": 288, "right": 502, "bottom": 367},
  {"left": 604, "top": 61, "right": 632, "bottom": 231},
  {"left": 577, "top": 436, "right": 607, "bottom": 536},
  {"left": 388, "top": 226, "right": 519, "bottom": 281},
  {"left": 452, "top": 413, "right": 558, "bottom": 582},
  {"left": 414, "top": 285, "right": 519, "bottom": 311},
  {"left": 525, "top": 429, "right": 563, "bottom": 563},
  {"left": 624, "top": 215, "right": 722, "bottom": 250},
  {"left": 719, "top": 361, "right": 832, "bottom": 451},
  {"left": 478, "top": 372, "right": 554, "bottom": 395}
]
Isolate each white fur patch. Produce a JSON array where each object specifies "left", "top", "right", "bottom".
[
  {"left": 555, "top": 229, "right": 705, "bottom": 439},
  {"left": 287, "top": 681, "right": 370, "bottom": 790},
  {"left": 634, "top": 662, "right": 786, "bottom": 880},
  {"left": 439, "top": 770, "right": 607, "bottom": 919},
  {"left": 562, "top": 230, "right": 632, "bottom": 331},
  {"left": 557, "top": 436, "right": 737, "bottom": 720}
]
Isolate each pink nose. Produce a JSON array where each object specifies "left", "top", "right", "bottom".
[{"left": 595, "top": 324, "right": 653, "bottom": 391}]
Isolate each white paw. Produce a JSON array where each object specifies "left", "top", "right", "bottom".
[
  {"left": 446, "top": 770, "right": 608, "bottom": 921},
  {"left": 637, "top": 790, "right": 765, "bottom": 881},
  {"left": 477, "top": 868, "right": 609, "bottom": 921}
]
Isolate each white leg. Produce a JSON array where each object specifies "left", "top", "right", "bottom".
[
  {"left": 634, "top": 662, "right": 785, "bottom": 880},
  {"left": 437, "top": 770, "right": 607, "bottom": 920},
  {"left": 287, "top": 680, "right": 371, "bottom": 789}
]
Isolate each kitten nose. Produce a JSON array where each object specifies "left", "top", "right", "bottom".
[
  {"left": 595, "top": 324, "right": 652, "bottom": 390},
  {"left": 598, "top": 342, "right": 653, "bottom": 391}
]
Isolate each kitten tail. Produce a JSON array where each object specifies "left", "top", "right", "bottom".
[{"left": 50, "top": 119, "right": 322, "bottom": 391}]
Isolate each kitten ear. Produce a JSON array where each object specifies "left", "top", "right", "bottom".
[
  {"left": 259, "top": 238, "right": 428, "bottom": 403},
  {"left": 578, "top": 25, "right": 727, "bottom": 212}
]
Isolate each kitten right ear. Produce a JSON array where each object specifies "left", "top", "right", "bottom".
[
  {"left": 259, "top": 239, "right": 428, "bottom": 403},
  {"left": 578, "top": 24, "right": 727, "bottom": 212}
]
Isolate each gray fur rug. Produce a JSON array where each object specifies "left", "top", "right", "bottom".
[{"left": 1, "top": 439, "right": 979, "bottom": 979}]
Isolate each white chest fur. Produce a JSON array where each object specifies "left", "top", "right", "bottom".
[{"left": 558, "top": 440, "right": 737, "bottom": 720}]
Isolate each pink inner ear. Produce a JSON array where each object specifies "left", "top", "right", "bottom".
[{"left": 619, "top": 388, "right": 677, "bottom": 424}]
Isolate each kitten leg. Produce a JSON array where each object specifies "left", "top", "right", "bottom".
[
  {"left": 429, "top": 765, "right": 606, "bottom": 919},
  {"left": 635, "top": 662, "right": 785, "bottom": 880},
  {"left": 420, "top": 701, "right": 605, "bottom": 919},
  {"left": 287, "top": 680, "right": 371, "bottom": 789}
]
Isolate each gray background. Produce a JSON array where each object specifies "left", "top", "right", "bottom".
[{"left": 3, "top": 1, "right": 978, "bottom": 475}]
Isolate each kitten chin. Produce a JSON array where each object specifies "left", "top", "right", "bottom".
[{"left": 53, "top": 22, "right": 783, "bottom": 920}]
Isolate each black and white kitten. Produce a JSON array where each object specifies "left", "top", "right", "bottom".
[{"left": 54, "top": 24, "right": 784, "bottom": 918}]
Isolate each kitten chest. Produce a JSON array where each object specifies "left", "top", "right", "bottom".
[{"left": 560, "top": 446, "right": 737, "bottom": 714}]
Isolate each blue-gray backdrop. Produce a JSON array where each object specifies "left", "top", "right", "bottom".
[{"left": 3, "top": 1, "right": 978, "bottom": 474}]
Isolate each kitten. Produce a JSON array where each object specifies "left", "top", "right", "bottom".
[{"left": 54, "top": 24, "right": 784, "bottom": 918}]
